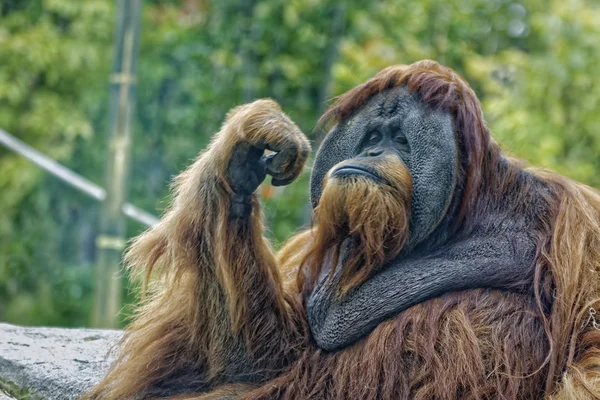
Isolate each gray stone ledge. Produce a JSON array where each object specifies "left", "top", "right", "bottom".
[
  {"left": 0, "top": 323, "right": 120, "bottom": 400},
  {"left": 1, "top": 390, "right": 17, "bottom": 400}
]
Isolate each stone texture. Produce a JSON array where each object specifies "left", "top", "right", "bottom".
[
  {"left": 0, "top": 391, "right": 17, "bottom": 400},
  {"left": 0, "top": 323, "right": 120, "bottom": 399}
]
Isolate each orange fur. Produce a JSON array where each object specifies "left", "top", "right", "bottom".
[{"left": 299, "top": 154, "right": 412, "bottom": 297}]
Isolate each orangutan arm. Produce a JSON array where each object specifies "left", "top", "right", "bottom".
[
  {"left": 307, "top": 232, "right": 536, "bottom": 351},
  {"left": 86, "top": 99, "right": 310, "bottom": 399}
]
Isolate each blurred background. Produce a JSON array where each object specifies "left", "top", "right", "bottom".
[{"left": 0, "top": 0, "right": 598, "bottom": 328}]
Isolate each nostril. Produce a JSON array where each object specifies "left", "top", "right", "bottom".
[{"left": 367, "top": 148, "right": 384, "bottom": 157}]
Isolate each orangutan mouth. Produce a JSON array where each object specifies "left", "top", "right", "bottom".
[{"left": 332, "top": 164, "right": 382, "bottom": 182}]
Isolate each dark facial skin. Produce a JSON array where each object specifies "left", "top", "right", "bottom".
[
  {"left": 331, "top": 122, "right": 410, "bottom": 183},
  {"left": 311, "top": 87, "right": 458, "bottom": 250},
  {"left": 307, "top": 88, "right": 545, "bottom": 351}
]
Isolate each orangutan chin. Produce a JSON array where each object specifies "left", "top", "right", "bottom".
[{"left": 85, "top": 60, "right": 600, "bottom": 400}]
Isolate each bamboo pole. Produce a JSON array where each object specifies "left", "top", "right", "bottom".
[{"left": 93, "top": 0, "right": 142, "bottom": 328}]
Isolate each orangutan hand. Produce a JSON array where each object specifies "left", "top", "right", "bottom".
[{"left": 224, "top": 99, "right": 310, "bottom": 216}]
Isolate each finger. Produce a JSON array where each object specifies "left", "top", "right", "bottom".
[
  {"left": 265, "top": 145, "right": 298, "bottom": 179},
  {"left": 286, "top": 136, "right": 310, "bottom": 178},
  {"left": 250, "top": 160, "right": 268, "bottom": 191},
  {"left": 243, "top": 156, "right": 268, "bottom": 193},
  {"left": 271, "top": 176, "right": 296, "bottom": 187},
  {"left": 272, "top": 160, "right": 304, "bottom": 185}
]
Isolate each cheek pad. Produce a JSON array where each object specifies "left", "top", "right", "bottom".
[
  {"left": 310, "top": 124, "right": 352, "bottom": 208},
  {"left": 403, "top": 107, "right": 457, "bottom": 247}
]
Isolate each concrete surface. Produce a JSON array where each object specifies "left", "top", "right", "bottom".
[{"left": 0, "top": 323, "right": 120, "bottom": 399}]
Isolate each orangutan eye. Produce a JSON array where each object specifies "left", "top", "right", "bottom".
[
  {"left": 367, "top": 131, "right": 381, "bottom": 145},
  {"left": 395, "top": 135, "right": 408, "bottom": 146}
]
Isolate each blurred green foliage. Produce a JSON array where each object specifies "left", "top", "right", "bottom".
[{"left": 0, "top": 0, "right": 598, "bottom": 327}]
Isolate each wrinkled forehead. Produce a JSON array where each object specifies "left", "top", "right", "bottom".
[
  {"left": 344, "top": 86, "right": 422, "bottom": 125},
  {"left": 319, "top": 87, "right": 452, "bottom": 158}
]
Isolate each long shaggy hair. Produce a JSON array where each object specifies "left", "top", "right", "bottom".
[
  {"left": 85, "top": 61, "right": 600, "bottom": 400},
  {"left": 300, "top": 154, "right": 412, "bottom": 297},
  {"left": 85, "top": 100, "right": 308, "bottom": 399}
]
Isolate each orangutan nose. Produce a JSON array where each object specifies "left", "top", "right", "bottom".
[{"left": 367, "top": 148, "right": 384, "bottom": 157}]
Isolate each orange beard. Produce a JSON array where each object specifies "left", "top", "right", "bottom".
[{"left": 303, "top": 154, "right": 413, "bottom": 296}]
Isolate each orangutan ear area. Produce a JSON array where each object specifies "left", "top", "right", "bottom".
[{"left": 84, "top": 61, "right": 600, "bottom": 400}]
